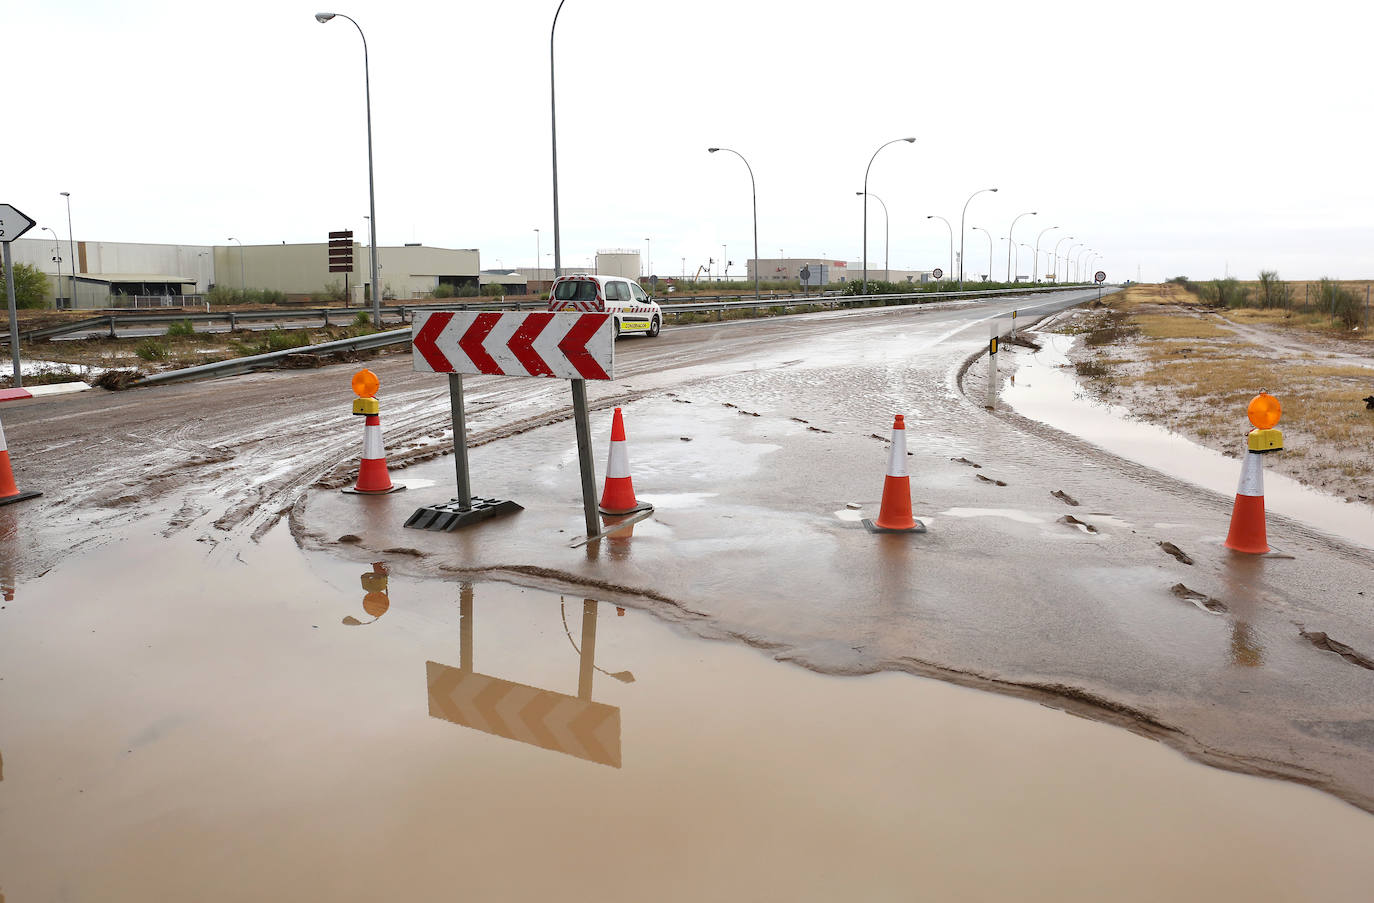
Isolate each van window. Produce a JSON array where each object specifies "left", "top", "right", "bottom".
[
  {"left": 554, "top": 280, "right": 598, "bottom": 302},
  {"left": 630, "top": 282, "right": 649, "bottom": 302},
  {"left": 605, "top": 281, "right": 627, "bottom": 301}
]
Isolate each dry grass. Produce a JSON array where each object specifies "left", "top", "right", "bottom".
[{"left": 1065, "top": 289, "right": 1374, "bottom": 500}]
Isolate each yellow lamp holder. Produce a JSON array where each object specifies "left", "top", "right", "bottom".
[
  {"left": 352, "top": 368, "right": 381, "bottom": 416},
  {"left": 1245, "top": 391, "right": 1283, "bottom": 453}
]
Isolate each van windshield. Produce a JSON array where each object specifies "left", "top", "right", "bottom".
[{"left": 554, "top": 280, "right": 599, "bottom": 302}]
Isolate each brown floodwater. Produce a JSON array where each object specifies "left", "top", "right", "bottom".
[{"left": 2, "top": 523, "right": 1373, "bottom": 901}]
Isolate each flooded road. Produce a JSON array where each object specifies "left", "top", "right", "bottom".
[
  {"left": 3, "top": 525, "right": 1373, "bottom": 901},
  {"left": 3, "top": 289, "right": 1373, "bottom": 897}
]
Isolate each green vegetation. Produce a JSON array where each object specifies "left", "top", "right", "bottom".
[
  {"left": 207, "top": 286, "right": 288, "bottom": 306},
  {"left": 309, "top": 281, "right": 347, "bottom": 303},
  {"left": 165, "top": 319, "right": 195, "bottom": 337},
  {"left": 481, "top": 283, "right": 506, "bottom": 298},
  {"left": 135, "top": 338, "right": 168, "bottom": 361},
  {"left": 1, "top": 261, "right": 51, "bottom": 309}
]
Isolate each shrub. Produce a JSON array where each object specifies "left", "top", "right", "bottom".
[
  {"left": 456, "top": 283, "right": 480, "bottom": 297},
  {"left": 1256, "top": 271, "right": 1291, "bottom": 309},
  {"left": 481, "top": 283, "right": 506, "bottom": 298},
  {"left": 1196, "top": 278, "right": 1247, "bottom": 308},
  {"left": 433, "top": 283, "right": 455, "bottom": 299},
  {"left": 135, "top": 338, "right": 168, "bottom": 361},
  {"left": 166, "top": 319, "right": 195, "bottom": 337},
  {"left": 353, "top": 311, "right": 371, "bottom": 328},
  {"left": 264, "top": 329, "right": 310, "bottom": 352},
  {"left": 1316, "top": 278, "right": 1363, "bottom": 328}
]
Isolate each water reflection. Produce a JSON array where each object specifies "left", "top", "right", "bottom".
[
  {"left": 343, "top": 562, "right": 391, "bottom": 626},
  {"left": 426, "top": 583, "right": 626, "bottom": 767},
  {"left": 1221, "top": 553, "right": 1266, "bottom": 668},
  {"left": 0, "top": 510, "right": 16, "bottom": 602}
]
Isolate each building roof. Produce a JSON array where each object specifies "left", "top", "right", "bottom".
[{"left": 73, "top": 273, "right": 197, "bottom": 284}]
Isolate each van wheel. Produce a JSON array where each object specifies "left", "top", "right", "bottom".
[
  {"left": 648, "top": 315, "right": 661, "bottom": 337},
  {"left": 612, "top": 318, "right": 621, "bottom": 339}
]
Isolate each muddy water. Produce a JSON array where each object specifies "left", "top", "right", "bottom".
[
  {"left": 1002, "top": 333, "right": 1374, "bottom": 551},
  {"left": 2, "top": 526, "right": 1373, "bottom": 900}
]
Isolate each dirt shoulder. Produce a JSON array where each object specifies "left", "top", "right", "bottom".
[{"left": 1054, "top": 283, "right": 1374, "bottom": 506}]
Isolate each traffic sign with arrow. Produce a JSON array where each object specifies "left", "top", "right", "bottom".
[{"left": 0, "top": 204, "right": 36, "bottom": 244}]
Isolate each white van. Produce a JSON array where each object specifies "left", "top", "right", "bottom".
[{"left": 548, "top": 274, "right": 663, "bottom": 338}]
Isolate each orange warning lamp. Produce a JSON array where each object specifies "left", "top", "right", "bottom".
[
  {"left": 352, "top": 368, "right": 380, "bottom": 416},
  {"left": 1246, "top": 391, "right": 1283, "bottom": 453}
]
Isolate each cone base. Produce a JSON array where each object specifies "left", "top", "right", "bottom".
[
  {"left": 342, "top": 484, "right": 407, "bottom": 495},
  {"left": 598, "top": 500, "right": 653, "bottom": 516},
  {"left": 0, "top": 489, "right": 42, "bottom": 507},
  {"left": 863, "top": 517, "right": 927, "bottom": 534},
  {"left": 405, "top": 497, "right": 522, "bottom": 531}
]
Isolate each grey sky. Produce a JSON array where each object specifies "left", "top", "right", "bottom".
[{"left": 10, "top": 0, "right": 1371, "bottom": 283}]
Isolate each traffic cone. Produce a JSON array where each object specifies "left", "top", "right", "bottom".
[
  {"left": 598, "top": 407, "right": 652, "bottom": 515},
  {"left": 0, "top": 412, "right": 42, "bottom": 507},
  {"left": 863, "top": 415, "right": 926, "bottom": 534},
  {"left": 342, "top": 408, "right": 406, "bottom": 495},
  {"left": 1224, "top": 451, "right": 1269, "bottom": 554}
]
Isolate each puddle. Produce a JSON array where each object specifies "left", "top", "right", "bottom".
[
  {"left": 2, "top": 525, "right": 1373, "bottom": 899},
  {"left": 1003, "top": 334, "right": 1374, "bottom": 550}
]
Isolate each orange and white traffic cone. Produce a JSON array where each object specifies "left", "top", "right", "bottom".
[
  {"left": 0, "top": 412, "right": 42, "bottom": 507},
  {"left": 342, "top": 407, "right": 406, "bottom": 495},
  {"left": 1224, "top": 451, "right": 1269, "bottom": 554},
  {"left": 598, "top": 407, "right": 652, "bottom": 515},
  {"left": 863, "top": 414, "right": 926, "bottom": 534}
]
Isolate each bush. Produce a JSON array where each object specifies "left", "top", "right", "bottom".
[
  {"left": 481, "top": 283, "right": 506, "bottom": 298},
  {"left": 0, "top": 262, "right": 51, "bottom": 309},
  {"left": 1316, "top": 278, "right": 1363, "bottom": 328},
  {"left": 457, "top": 283, "right": 480, "bottom": 298},
  {"left": 433, "top": 283, "right": 455, "bottom": 299},
  {"left": 166, "top": 319, "right": 195, "bottom": 337},
  {"left": 264, "top": 329, "right": 310, "bottom": 352},
  {"left": 135, "top": 338, "right": 168, "bottom": 361},
  {"left": 1256, "top": 271, "right": 1291, "bottom": 310},
  {"left": 353, "top": 311, "right": 371, "bottom": 328},
  {"left": 310, "top": 281, "right": 346, "bottom": 303},
  {"left": 1196, "top": 278, "right": 1248, "bottom": 308}
]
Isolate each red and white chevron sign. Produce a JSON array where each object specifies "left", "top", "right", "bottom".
[
  {"left": 412, "top": 311, "right": 614, "bottom": 380},
  {"left": 426, "top": 661, "right": 622, "bottom": 767}
]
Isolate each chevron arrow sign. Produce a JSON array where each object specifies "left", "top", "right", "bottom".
[
  {"left": 412, "top": 311, "right": 614, "bottom": 380},
  {"left": 426, "top": 661, "right": 622, "bottom": 767}
]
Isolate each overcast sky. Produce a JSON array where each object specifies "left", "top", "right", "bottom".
[{"left": 9, "top": 0, "right": 1372, "bottom": 284}]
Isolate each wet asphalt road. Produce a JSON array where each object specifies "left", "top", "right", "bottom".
[{"left": 3, "top": 287, "right": 1373, "bottom": 819}]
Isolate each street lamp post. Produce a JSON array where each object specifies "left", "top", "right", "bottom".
[
  {"left": 228, "top": 237, "right": 245, "bottom": 297},
  {"left": 41, "top": 226, "right": 63, "bottom": 309},
  {"left": 926, "top": 215, "right": 953, "bottom": 280},
  {"left": 1005, "top": 211, "right": 1036, "bottom": 283},
  {"left": 707, "top": 147, "right": 760, "bottom": 298},
  {"left": 1075, "top": 247, "right": 1093, "bottom": 282},
  {"left": 861, "top": 137, "right": 915, "bottom": 293},
  {"left": 971, "top": 226, "right": 993, "bottom": 282},
  {"left": 1032, "top": 225, "right": 1059, "bottom": 283},
  {"left": 644, "top": 237, "right": 650, "bottom": 279},
  {"left": 60, "top": 191, "right": 76, "bottom": 305},
  {"left": 1018, "top": 243, "right": 1034, "bottom": 282},
  {"left": 549, "top": 0, "right": 569, "bottom": 278},
  {"left": 316, "top": 11, "right": 382, "bottom": 327},
  {"left": 856, "top": 191, "right": 890, "bottom": 282},
  {"left": 534, "top": 228, "right": 541, "bottom": 291},
  {"left": 1051, "top": 235, "right": 1074, "bottom": 283},
  {"left": 958, "top": 187, "right": 998, "bottom": 290},
  {"left": 1065, "top": 243, "right": 1084, "bottom": 282}
]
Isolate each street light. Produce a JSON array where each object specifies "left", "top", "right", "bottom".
[
  {"left": 1065, "top": 243, "right": 1084, "bottom": 282},
  {"left": 1051, "top": 235, "right": 1074, "bottom": 283},
  {"left": 228, "top": 237, "right": 245, "bottom": 297},
  {"left": 644, "top": 237, "right": 650, "bottom": 279},
  {"left": 315, "top": 11, "right": 381, "bottom": 328},
  {"left": 926, "top": 215, "right": 953, "bottom": 280},
  {"left": 41, "top": 226, "right": 63, "bottom": 308},
  {"left": 1032, "top": 225, "right": 1059, "bottom": 283},
  {"left": 1018, "top": 243, "right": 1034, "bottom": 282},
  {"left": 1005, "top": 211, "right": 1036, "bottom": 283},
  {"left": 971, "top": 226, "right": 993, "bottom": 282},
  {"left": 60, "top": 191, "right": 76, "bottom": 305},
  {"left": 958, "top": 187, "right": 997, "bottom": 290},
  {"left": 861, "top": 137, "right": 916, "bottom": 293},
  {"left": 534, "top": 227, "right": 541, "bottom": 290},
  {"left": 856, "top": 191, "right": 890, "bottom": 283},
  {"left": 1075, "top": 247, "right": 1093, "bottom": 282},
  {"left": 707, "top": 147, "right": 760, "bottom": 298},
  {"left": 550, "top": 0, "right": 570, "bottom": 277}
]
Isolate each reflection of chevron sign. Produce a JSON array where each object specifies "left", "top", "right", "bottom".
[
  {"left": 426, "top": 661, "right": 622, "bottom": 767},
  {"left": 412, "top": 311, "right": 614, "bottom": 380}
]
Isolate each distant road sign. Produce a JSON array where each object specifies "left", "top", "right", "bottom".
[
  {"left": 0, "top": 204, "right": 36, "bottom": 243},
  {"left": 1094, "top": 270, "right": 1106, "bottom": 284},
  {"left": 412, "top": 310, "right": 614, "bottom": 380},
  {"left": 932, "top": 267, "right": 943, "bottom": 279},
  {"left": 328, "top": 229, "right": 354, "bottom": 273}
]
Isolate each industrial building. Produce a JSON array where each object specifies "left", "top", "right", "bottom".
[
  {"left": 748, "top": 258, "right": 934, "bottom": 285},
  {"left": 8, "top": 236, "right": 481, "bottom": 309}
]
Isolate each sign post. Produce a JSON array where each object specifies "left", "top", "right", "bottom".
[
  {"left": 328, "top": 230, "right": 355, "bottom": 306},
  {"left": 1095, "top": 270, "right": 1107, "bottom": 305},
  {"left": 987, "top": 320, "right": 1000, "bottom": 410},
  {"left": 408, "top": 310, "right": 614, "bottom": 535},
  {"left": 1, "top": 204, "right": 38, "bottom": 388}
]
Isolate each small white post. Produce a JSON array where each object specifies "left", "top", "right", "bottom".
[{"left": 986, "top": 320, "right": 999, "bottom": 410}]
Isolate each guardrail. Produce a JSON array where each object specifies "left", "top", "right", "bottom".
[{"left": 13, "top": 283, "right": 1096, "bottom": 345}]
